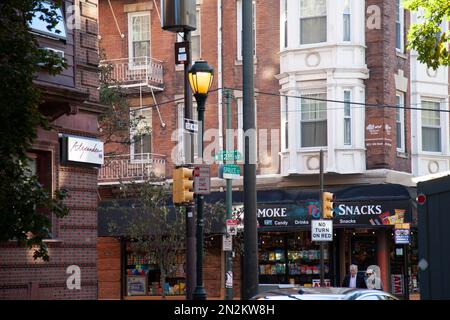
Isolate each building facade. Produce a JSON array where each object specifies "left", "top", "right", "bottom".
[
  {"left": 0, "top": 0, "right": 105, "bottom": 299},
  {"left": 97, "top": 0, "right": 448, "bottom": 300}
]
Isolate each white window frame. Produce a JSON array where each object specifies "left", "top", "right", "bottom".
[
  {"left": 29, "top": 1, "right": 67, "bottom": 40},
  {"left": 237, "top": 0, "right": 256, "bottom": 61},
  {"left": 344, "top": 90, "right": 352, "bottom": 146},
  {"left": 299, "top": 0, "right": 327, "bottom": 45},
  {"left": 281, "top": 95, "right": 289, "bottom": 151},
  {"left": 128, "top": 11, "right": 151, "bottom": 69},
  {"left": 343, "top": 0, "right": 351, "bottom": 42},
  {"left": 282, "top": 0, "right": 288, "bottom": 49},
  {"left": 130, "top": 107, "right": 152, "bottom": 161},
  {"left": 421, "top": 99, "right": 442, "bottom": 153},
  {"left": 395, "top": 0, "right": 404, "bottom": 52},
  {"left": 237, "top": 98, "right": 257, "bottom": 156},
  {"left": 396, "top": 92, "right": 405, "bottom": 152},
  {"left": 300, "top": 92, "right": 328, "bottom": 149}
]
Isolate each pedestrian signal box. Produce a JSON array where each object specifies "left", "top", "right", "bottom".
[
  {"left": 173, "top": 166, "right": 194, "bottom": 205},
  {"left": 322, "top": 192, "right": 335, "bottom": 219}
]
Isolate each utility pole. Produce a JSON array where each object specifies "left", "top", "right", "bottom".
[
  {"left": 319, "top": 149, "right": 325, "bottom": 287},
  {"left": 242, "top": 0, "right": 258, "bottom": 300},
  {"left": 224, "top": 89, "right": 233, "bottom": 300},
  {"left": 183, "top": 30, "right": 196, "bottom": 301}
]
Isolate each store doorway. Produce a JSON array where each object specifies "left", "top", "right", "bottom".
[{"left": 350, "top": 230, "right": 377, "bottom": 272}]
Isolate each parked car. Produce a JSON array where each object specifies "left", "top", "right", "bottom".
[{"left": 251, "top": 286, "right": 398, "bottom": 300}]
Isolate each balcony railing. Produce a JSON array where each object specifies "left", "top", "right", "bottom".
[
  {"left": 99, "top": 56, "right": 164, "bottom": 90},
  {"left": 98, "top": 153, "right": 166, "bottom": 185}
]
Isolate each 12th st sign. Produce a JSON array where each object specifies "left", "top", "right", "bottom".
[{"left": 311, "top": 220, "right": 333, "bottom": 242}]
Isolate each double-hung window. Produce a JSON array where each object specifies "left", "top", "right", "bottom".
[
  {"left": 344, "top": 91, "right": 352, "bottom": 146},
  {"left": 237, "top": 0, "right": 256, "bottom": 60},
  {"left": 301, "top": 93, "right": 327, "bottom": 148},
  {"left": 421, "top": 100, "right": 441, "bottom": 152},
  {"left": 300, "top": 0, "right": 327, "bottom": 45},
  {"left": 128, "top": 12, "right": 151, "bottom": 67},
  {"left": 343, "top": 0, "right": 351, "bottom": 42},
  {"left": 396, "top": 93, "right": 405, "bottom": 152},
  {"left": 395, "top": 0, "right": 404, "bottom": 52},
  {"left": 130, "top": 107, "right": 152, "bottom": 160}
]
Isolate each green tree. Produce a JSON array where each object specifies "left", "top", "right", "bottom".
[
  {"left": 98, "top": 49, "right": 151, "bottom": 152},
  {"left": 107, "top": 179, "right": 225, "bottom": 298},
  {"left": 404, "top": 0, "right": 450, "bottom": 69},
  {"left": 0, "top": 0, "right": 69, "bottom": 261}
]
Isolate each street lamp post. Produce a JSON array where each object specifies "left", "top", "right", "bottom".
[{"left": 188, "top": 60, "right": 214, "bottom": 301}]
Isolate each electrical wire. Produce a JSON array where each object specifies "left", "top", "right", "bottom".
[{"left": 117, "top": 86, "right": 449, "bottom": 115}]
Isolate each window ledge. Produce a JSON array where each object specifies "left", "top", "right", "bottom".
[
  {"left": 396, "top": 51, "right": 408, "bottom": 60},
  {"left": 396, "top": 151, "right": 409, "bottom": 159},
  {"left": 235, "top": 57, "right": 258, "bottom": 66}
]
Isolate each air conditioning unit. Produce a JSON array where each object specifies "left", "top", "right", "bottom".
[{"left": 44, "top": 47, "right": 64, "bottom": 59}]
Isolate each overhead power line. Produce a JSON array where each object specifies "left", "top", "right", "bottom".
[{"left": 118, "top": 86, "right": 450, "bottom": 114}]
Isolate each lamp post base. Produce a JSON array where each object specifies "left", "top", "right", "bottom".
[{"left": 192, "top": 286, "right": 207, "bottom": 300}]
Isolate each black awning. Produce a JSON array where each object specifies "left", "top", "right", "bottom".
[{"left": 98, "top": 184, "right": 416, "bottom": 236}]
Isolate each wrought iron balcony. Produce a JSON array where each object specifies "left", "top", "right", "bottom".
[
  {"left": 99, "top": 56, "right": 164, "bottom": 91},
  {"left": 98, "top": 153, "right": 166, "bottom": 185}
]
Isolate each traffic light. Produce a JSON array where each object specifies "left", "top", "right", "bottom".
[
  {"left": 322, "top": 192, "right": 335, "bottom": 219},
  {"left": 173, "top": 166, "right": 194, "bottom": 205}
]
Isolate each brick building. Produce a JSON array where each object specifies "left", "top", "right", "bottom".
[
  {"left": 0, "top": 0, "right": 105, "bottom": 299},
  {"left": 97, "top": 0, "right": 448, "bottom": 300}
]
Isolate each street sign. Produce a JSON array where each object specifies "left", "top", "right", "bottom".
[
  {"left": 214, "top": 150, "right": 241, "bottom": 161},
  {"left": 222, "top": 234, "right": 232, "bottom": 251},
  {"left": 311, "top": 220, "right": 333, "bottom": 242},
  {"left": 184, "top": 118, "right": 198, "bottom": 133},
  {"left": 193, "top": 165, "right": 210, "bottom": 195},
  {"left": 223, "top": 164, "right": 240, "bottom": 180},
  {"left": 226, "top": 219, "right": 238, "bottom": 236}
]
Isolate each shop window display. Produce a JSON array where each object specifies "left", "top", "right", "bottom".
[
  {"left": 258, "top": 232, "right": 331, "bottom": 286},
  {"left": 125, "top": 243, "right": 185, "bottom": 296}
]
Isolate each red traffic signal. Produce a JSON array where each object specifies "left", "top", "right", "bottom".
[{"left": 417, "top": 194, "right": 426, "bottom": 205}]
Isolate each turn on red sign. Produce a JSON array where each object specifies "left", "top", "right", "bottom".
[{"left": 311, "top": 220, "right": 333, "bottom": 242}]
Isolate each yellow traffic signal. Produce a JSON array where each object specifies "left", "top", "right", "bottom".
[
  {"left": 322, "top": 192, "right": 334, "bottom": 219},
  {"left": 173, "top": 167, "right": 195, "bottom": 205}
]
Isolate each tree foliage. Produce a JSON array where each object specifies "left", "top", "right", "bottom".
[
  {"left": 0, "top": 0, "right": 69, "bottom": 261},
  {"left": 107, "top": 179, "right": 225, "bottom": 298},
  {"left": 98, "top": 50, "right": 151, "bottom": 152},
  {"left": 404, "top": 0, "right": 450, "bottom": 69}
]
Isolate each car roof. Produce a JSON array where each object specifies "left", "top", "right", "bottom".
[{"left": 252, "top": 286, "right": 396, "bottom": 300}]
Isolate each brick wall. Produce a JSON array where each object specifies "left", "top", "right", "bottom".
[
  {"left": 98, "top": 237, "right": 122, "bottom": 299},
  {"left": 99, "top": 0, "right": 280, "bottom": 179},
  {"left": 365, "top": 0, "right": 411, "bottom": 172},
  {"left": 0, "top": 0, "right": 101, "bottom": 300}
]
